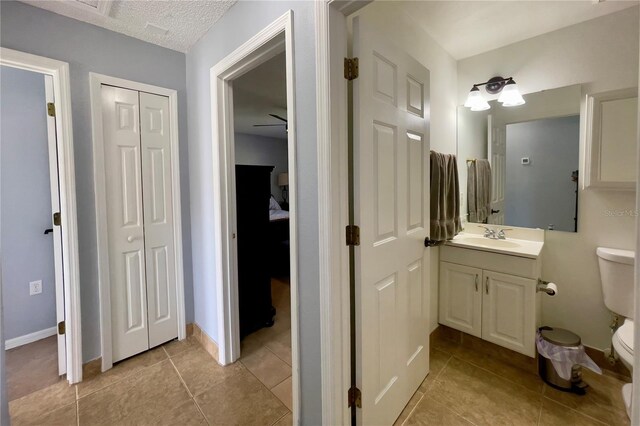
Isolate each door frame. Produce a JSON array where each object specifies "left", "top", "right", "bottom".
[
  {"left": 315, "top": 1, "right": 370, "bottom": 424},
  {"left": 0, "top": 47, "right": 82, "bottom": 384},
  {"left": 209, "top": 9, "right": 301, "bottom": 422},
  {"left": 89, "top": 72, "right": 186, "bottom": 372}
]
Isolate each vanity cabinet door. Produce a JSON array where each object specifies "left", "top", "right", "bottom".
[
  {"left": 439, "top": 262, "right": 482, "bottom": 338},
  {"left": 481, "top": 271, "right": 536, "bottom": 357}
]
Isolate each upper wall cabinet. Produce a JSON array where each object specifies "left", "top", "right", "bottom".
[{"left": 586, "top": 88, "right": 638, "bottom": 190}]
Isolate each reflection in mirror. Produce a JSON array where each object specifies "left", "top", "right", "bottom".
[{"left": 458, "top": 84, "right": 581, "bottom": 233}]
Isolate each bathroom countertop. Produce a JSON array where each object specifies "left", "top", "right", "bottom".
[{"left": 445, "top": 232, "right": 544, "bottom": 259}]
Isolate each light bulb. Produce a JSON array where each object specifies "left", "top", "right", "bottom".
[
  {"left": 464, "top": 86, "right": 490, "bottom": 111},
  {"left": 498, "top": 79, "right": 525, "bottom": 107}
]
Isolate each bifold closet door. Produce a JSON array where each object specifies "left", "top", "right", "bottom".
[
  {"left": 103, "top": 85, "right": 150, "bottom": 362},
  {"left": 102, "top": 86, "right": 178, "bottom": 363},
  {"left": 139, "top": 92, "right": 178, "bottom": 348}
]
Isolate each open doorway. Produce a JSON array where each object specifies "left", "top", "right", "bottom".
[
  {"left": 0, "top": 53, "right": 81, "bottom": 400},
  {"left": 0, "top": 48, "right": 81, "bottom": 391},
  {"left": 232, "top": 51, "right": 292, "bottom": 408},
  {"left": 209, "top": 12, "right": 299, "bottom": 422},
  {"left": 1, "top": 65, "right": 64, "bottom": 400}
]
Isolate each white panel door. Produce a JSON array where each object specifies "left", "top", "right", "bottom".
[
  {"left": 44, "top": 75, "right": 66, "bottom": 376},
  {"left": 488, "top": 115, "right": 505, "bottom": 225},
  {"left": 482, "top": 270, "right": 536, "bottom": 357},
  {"left": 353, "top": 15, "right": 431, "bottom": 425},
  {"left": 438, "top": 262, "right": 482, "bottom": 338},
  {"left": 102, "top": 85, "right": 150, "bottom": 362},
  {"left": 139, "top": 92, "right": 178, "bottom": 348}
]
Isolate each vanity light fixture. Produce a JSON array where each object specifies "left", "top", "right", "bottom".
[{"left": 464, "top": 76, "right": 526, "bottom": 111}]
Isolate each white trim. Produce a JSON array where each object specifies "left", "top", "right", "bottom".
[
  {"left": 89, "top": 72, "right": 186, "bottom": 372},
  {"left": 0, "top": 47, "right": 82, "bottom": 384},
  {"left": 630, "top": 43, "right": 640, "bottom": 424},
  {"left": 44, "top": 74, "right": 67, "bottom": 376},
  {"left": 315, "top": 2, "right": 352, "bottom": 425},
  {"left": 209, "top": 10, "right": 301, "bottom": 424},
  {"left": 315, "top": 1, "right": 370, "bottom": 424},
  {"left": 4, "top": 327, "right": 57, "bottom": 350}
]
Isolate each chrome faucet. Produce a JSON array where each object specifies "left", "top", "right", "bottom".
[
  {"left": 481, "top": 226, "right": 512, "bottom": 240},
  {"left": 481, "top": 226, "right": 496, "bottom": 239},
  {"left": 497, "top": 228, "right": 512, "bottom": 240}
]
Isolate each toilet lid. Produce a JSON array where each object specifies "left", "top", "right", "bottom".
[{"left": 618, "top": 319, "right": 634, "bottom": 353}]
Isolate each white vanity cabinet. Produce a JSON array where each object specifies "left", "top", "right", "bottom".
[
  {"left": 439, "top": 262, "right": 483, "bottom": 338},
  {"left": 439, "top": 245, "right": 541, "bottom": 357}
]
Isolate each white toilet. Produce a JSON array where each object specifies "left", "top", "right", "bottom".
[{"left": 597, "top": 247, "right": 635, "bottom": 417}]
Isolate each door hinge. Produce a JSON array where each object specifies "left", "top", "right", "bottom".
[
  {"left": 346, "top": 225, "right": 360, "bottom": 246},
  {"left": 344, "top": 57, "right": 359, "bottom": 80},
  {"left": 53, "top": 212, "right": 61, "bottom": 226},
  {"left": 58, "top": 321, "right": 65, "bottom": 335},
  {"left": 348, "top": 386, "right": 362, "bottom": 408},
  {"left": 47, "top": 102, "right": 56, "bottom": 117}
]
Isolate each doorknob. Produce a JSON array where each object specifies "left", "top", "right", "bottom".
[
  {"left": 44, "top": 228, "right": 53, "bottom": 235},
  {"left": 491, "top": 209, "right": 501, "bottom": 214},
  {"left": 127, "top": 235, "right": 140, "bottom": 243},
  {"left": 424, "top": 237, "right": 439, "bottom": 248}
]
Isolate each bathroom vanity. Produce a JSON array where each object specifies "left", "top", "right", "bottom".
[{"left": 438, "top": 225, "right": 544, "bottom": 357}]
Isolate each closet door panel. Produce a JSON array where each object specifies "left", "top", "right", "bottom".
[
  {"left": 102, "top": 85, "right": 150, "bottom": 362},
  {"left": 139, "top": 92, "right": 178, "bottom": 347}
]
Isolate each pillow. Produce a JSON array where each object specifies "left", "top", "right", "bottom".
[{"left": 269, "top": 196, "right": 282, "bottom": 211}]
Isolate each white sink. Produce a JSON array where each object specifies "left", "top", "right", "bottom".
[
  {"left": 461, "top": 237, "right": 522, "bottom": 249},
  {"left": 446, "top": 232, "right": 544, "bottom": 259}
]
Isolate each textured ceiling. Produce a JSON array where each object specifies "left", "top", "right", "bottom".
[
  {"left": 234, "top": 52, "right": 288, "bottom": 140},
  {"left": 19, "top": 0, "right": 236, "bottom": 52},
  {"left": 395, "top": 1, "right": 639, "bottom": 60}
]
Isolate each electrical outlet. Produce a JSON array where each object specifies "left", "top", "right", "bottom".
[{"left": 29, "top": 280, "right": 42, "bottom": 296}]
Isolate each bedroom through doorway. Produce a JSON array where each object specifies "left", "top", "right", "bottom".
[{"left": 231, "top": 50, "right": 293, "bottom": 412}]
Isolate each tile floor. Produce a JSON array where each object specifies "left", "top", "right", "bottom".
[
  {"left": 399, "top": 331, "right": 631, "bottom": 426},
  {"left": 8, "top": 280, "right": 630, "bottom": 426},
  {"left": 6, "top": 334, "right": 60, "bottom": 401},
  {"left": 8, "top": 278, "right": 293, "bottom": 426}
]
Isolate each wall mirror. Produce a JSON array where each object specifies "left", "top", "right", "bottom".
[
  {"left": 585, "top": 87, "right": 638, "bottom": 190},
  {"left": 458, "top": 84, "right": 581, "bottom": 232}
]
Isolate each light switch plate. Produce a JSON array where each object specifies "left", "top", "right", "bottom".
[{"left": 29, "top": 280, "right": 42, "bottom": 295}]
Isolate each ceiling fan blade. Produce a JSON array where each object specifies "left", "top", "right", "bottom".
[
  {"left": 269, "top": 114, "right": 288, "bottom": 123},
  {"left": 253, "top": 124, "right": 287, "bottom": 127}
]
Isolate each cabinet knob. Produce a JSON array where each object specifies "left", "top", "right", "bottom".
[
  {"left": 475, "top": 275, "right": 479, "bottom": 291},
  {"left": 485, "top": 276, "right": 489, "bottom": 294}
]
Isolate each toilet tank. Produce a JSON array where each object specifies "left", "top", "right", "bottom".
[{"left": 597, "top": 247, "right": 635, "bottom": 318}]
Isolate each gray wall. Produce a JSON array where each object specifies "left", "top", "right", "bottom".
[
  {"left": 0, "top": 0, "right": 192, "bottom": 362},
  {"left": 0, "top": 285, "right": 7, "bottom": 426},
  {"left": 234, "top": 133, "right": 289, "bottom": 203},
  {"left": 1, "top": 196, "right": 8, "bottom": 426},
  {"left": 186, "top": 2, "right": 321, "bottom": 422},
  {"left": 1, "top": 66, "right": 57, "bottom": 340},
  {"left": 505, "top": 116, "right": 580, "bottom": 231}
]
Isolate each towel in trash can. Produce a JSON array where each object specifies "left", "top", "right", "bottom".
[{"left": 536, "top": 332, "right": 602, "bottom": 380}]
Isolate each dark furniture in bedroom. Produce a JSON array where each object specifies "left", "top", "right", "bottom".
[
  {"left": 235, "top": 165, "right": 275, "bottom": 338},
  {"left": 269, "top": 218, "right": 290, "bottom": 277}
]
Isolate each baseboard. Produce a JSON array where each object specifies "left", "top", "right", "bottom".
[
  {"left": 4, "top": 326, "right": 57, "bottom": 350},
  {"left": 191, "top": 322, "right": 220, "bottom": 364},
  {"left": 82, "top": 357, "right": 102, "bottom": 380},
  {"left": 584, "top": 345, "right": 631, "bottom": 380}
]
